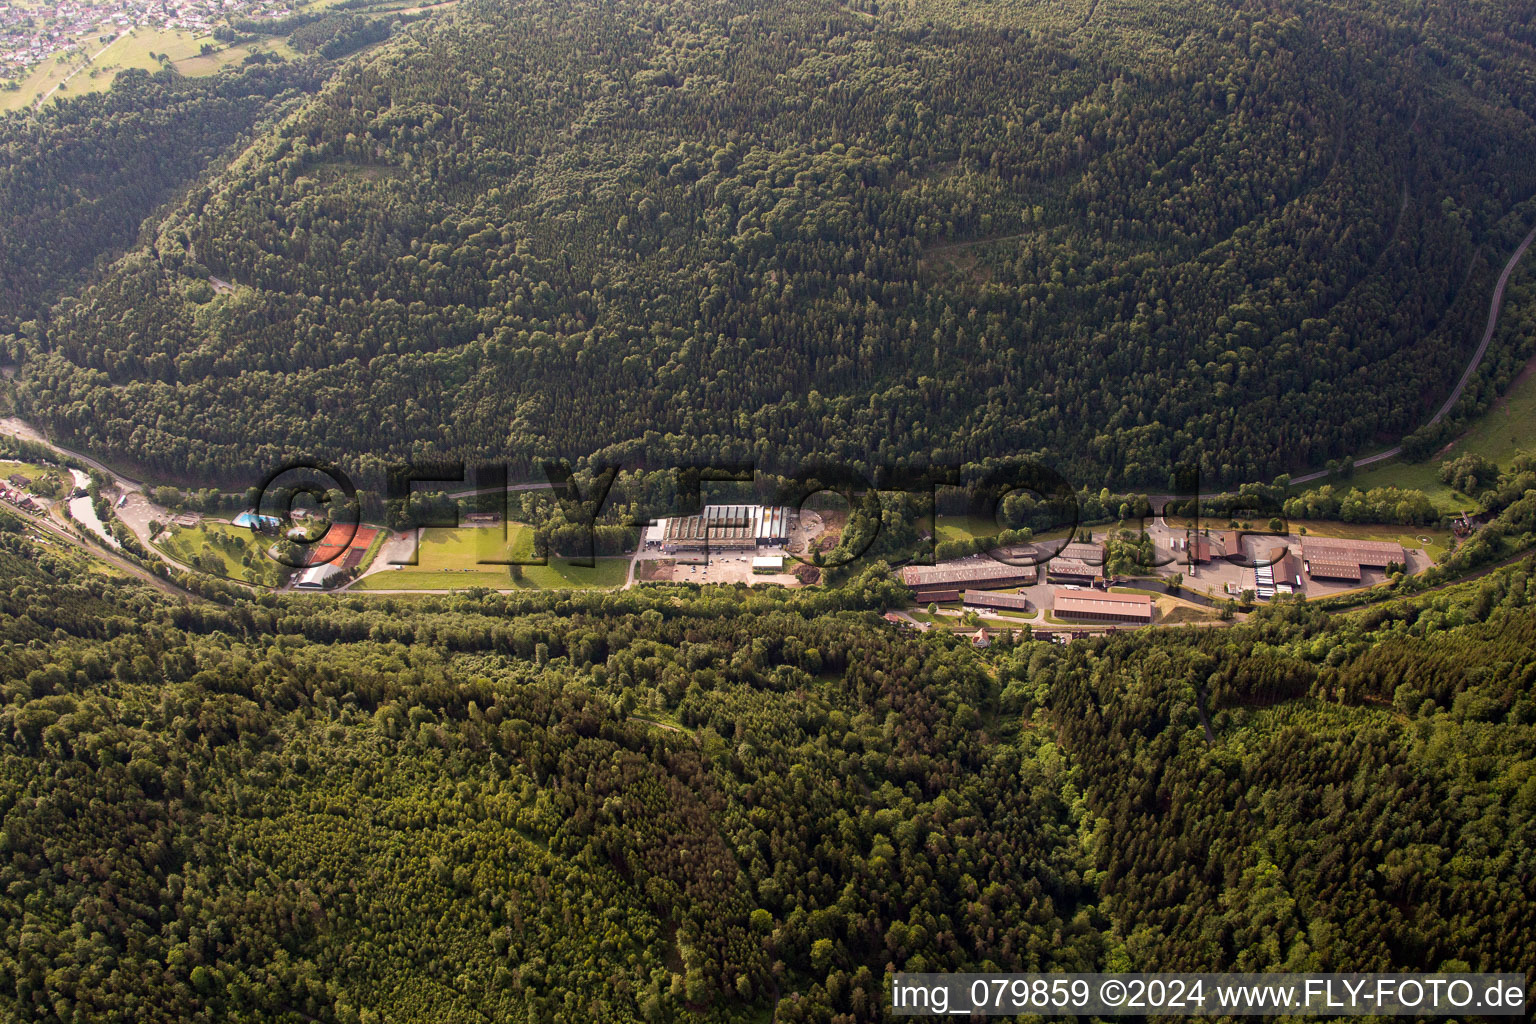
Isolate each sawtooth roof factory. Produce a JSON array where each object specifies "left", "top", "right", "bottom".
[{"left": 645, "top": 505, "right": 792, "bottom": 554}]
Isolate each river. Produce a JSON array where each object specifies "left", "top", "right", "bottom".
[{"left": 66, "top": 468, "right": 120, "bottom": 549}]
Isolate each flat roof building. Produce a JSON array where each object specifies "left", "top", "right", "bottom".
[
  {"left": 900, "top": 561, "right": 1037, "bottom": 602},
  {"left": 1053, "top": 590, "right": 1153, "bottom": 624},
  {"left": 963, "top": 590, "right": 1031, "bottom": 612}
]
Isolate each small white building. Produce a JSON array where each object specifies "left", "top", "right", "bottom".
[{"left": 295, "top": 562, "right": 342, "bottom": 589}]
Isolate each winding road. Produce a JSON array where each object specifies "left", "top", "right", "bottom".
[{"left": 1291, "top": 219, "right": 1536, "bottom": 484}]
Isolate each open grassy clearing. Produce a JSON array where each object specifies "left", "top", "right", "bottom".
[
  {"left": 154, "top": 521, "right": 289, "bottom": 586},
  {"left": 1321, "top": 332, "right": 1536, "bottom": 507},
  {"left": 0, "top": 459, "right": 69, "bottom": 498},
  {"left": 933, "top": 513, "right": 1003, "bottom": 544},
  {"left": 1157, "top": 601, "right": 1218, "bottom": 624},
  {"left": 4, "top": 26, "right": 203, "bottom": 112},
  {"left": 2, "top": 0, "right": 442, "bottom": 112},
  {"left": 931, "top": 510, "right": 1040, "bottom": 544},
  {"left": 353, "top": 525, "right": 628, "bottom": 591},
  {"left": 1334, "top": 459, "right": 1466, "bottom": 509}
]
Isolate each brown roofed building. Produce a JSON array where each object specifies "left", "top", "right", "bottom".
[
  {"left": 1269, "top": 547, "right": 1303, "bottom": 590},
  {"left": 1305, "top": 557, "right": 1362, "bottom": 581},
  {"left": 1053, "top": 590, "right": 1153, "bottom": 624},
  {"left": 1301, "top": 536, "right": 1404, "bottom": 582},
  {"left": 1046, "top": 540, "right": 1104, "bottom": 582},
  {"left": 1059, "top": 541, "right": 1104, "bottom": 563},
  {"left": 1301, "top": 536, "right": 1405, "bottom": 568},
  {"left": 962, "top": 590, "right": 1031, "bottom": 612},
  {"left": 900, "top": 561, "right": 1036, "bottom": 602},
  {"left": 1219, "top": 531, "right": 1245, "bottom": 560}
]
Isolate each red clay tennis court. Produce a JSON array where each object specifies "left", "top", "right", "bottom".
[{"left": 306, "top": 523, "right": 379, "bottom": 568}]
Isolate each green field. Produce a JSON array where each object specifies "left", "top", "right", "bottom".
[
  {"left": 4, "top": 26, "right": 221, "bottom": 113},
  {"left": 933, "top": 513, "right": 1002, "bottom": 544},
  {"left": 0, "top": 459, "right": 69, "bottom": 498},
  {"left": 1, "top": 0, "right": 444, "bottom": 113},
  {"left": 155, "top": 521, "right": 290, "bottom": 586},
  {"left": 1331, "top": 355, "right": 1536, "bottom": 508},
  {"left": 1341, "top": 459, "right": 1462, "bottom": 508},
  {"left": 353, "top": 525, "right": 629, "bottom": 591}
]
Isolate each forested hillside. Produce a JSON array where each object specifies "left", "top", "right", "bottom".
[
  {"left": 1, "top": 516, "right": 1532, "bottom": 1022},
  {"left": 13, "top": 0, "right": 1536, "bottom": 488},
  {"left": 0, "top": 61, "right": 328, "bottom": 334}
]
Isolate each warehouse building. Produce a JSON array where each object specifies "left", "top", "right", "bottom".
[
  {"left": 1181, "top": 532, "right": 1245, "bottom": 563},
  {"left": 900, "top": 561, "right": 1037, "bottom": 603},
  {"left": 656, "top": 505, "right": 792, "bottom": 554},
  {"left": 1053, "top": 590, "right": 1153, "bottom": 624},
  {"left": 1255, "top": 545, "right": 1304, "bottom": 598},
  {"left": 1301, "top": 537, "right": 1405, "bottom": 581},
  {"left": 962, "top": 590, "right": 1031, "bottom": 613},
  {"left": 1046, "top": 540, "right": 1104, "bottom": 583},
  {"left": 1304, "top": 557, "right": 1362, "bottom": 582}
]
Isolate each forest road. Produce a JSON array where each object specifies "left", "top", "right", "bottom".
[{"left": 1291, "top": 218, "right": 1536, "bottom": 485}]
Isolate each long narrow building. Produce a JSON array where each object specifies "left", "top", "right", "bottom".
[
  {"left": 900, "top": 561, "right": 1037, "bottom": 603},
  {"left": 1053, "top": 590, "right": 1153, "bottom": 624},
  {"left": 962, "top": 590, "right": 1032, "bottom": 612}
]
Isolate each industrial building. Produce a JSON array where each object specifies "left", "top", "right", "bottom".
[
  {"left": 1256, "top": 545, "right": 1303, "bottom": 598},
  {"left": 962, "top": 590, "right": 1031, "bottom": 613},
  {"left": 1053, "top": 590, "right": 1153, "bottom": 624},
  {"left": 900, "top": 561, "right": 1037, "bottom": 603},
  {"left": 651, "top": 505, "right": 792, "bottom": 554},
  {"left": 1301, "top": 537, "right": 1405, "bottom": 581},
  {"left": 1184, "top": 531, "right": 1247, "bottom": 563},
  {"left": 1046, "top": 541, "right": 1104, "bottom": 583}
]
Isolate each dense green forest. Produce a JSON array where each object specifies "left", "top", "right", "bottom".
[
  {"left": 0, "top": 513, "right": 1532, "bottom": 1021},
  {"left": 10, "top": 0, "right": 1536, "bottom": 489},
  {"left": 0, "top": 61, "right": 328, "bottom": 335}
]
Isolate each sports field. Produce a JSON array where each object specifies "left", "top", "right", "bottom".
[
  {"left": 306, "top": 523, "right": 380, "bottom": 570},
  {"left": 352, "top": 525, "right": 629, "bottom": 591}
]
